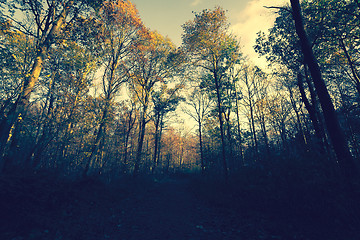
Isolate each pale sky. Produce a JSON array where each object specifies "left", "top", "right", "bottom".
[{"left": 131, "top": 0, "right": 288, "bottom": 65}]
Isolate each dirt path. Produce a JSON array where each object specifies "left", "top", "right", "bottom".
[
  {"left": 3, "top": 174, "right": 357, "bottom": 239},
  {"left": 113, "top": 177, "right": 245, "bottom": 240},
  {"left": 118, "top": 178, "right": 200, "bottom": 239},
  {"left": 1, "top": 175, "right": 249, "bottom": 240}
]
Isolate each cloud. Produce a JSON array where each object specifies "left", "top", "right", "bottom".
[
  {"left": 190, "top": 0, "right": 203, "bottom": 7},
  {"left": 230, "top": 0, "right": 288, "bottom": 68}
]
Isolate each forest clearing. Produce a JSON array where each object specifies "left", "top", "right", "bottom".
[{"left": 1, "top": 0, "right": 360, "bottom": 239}]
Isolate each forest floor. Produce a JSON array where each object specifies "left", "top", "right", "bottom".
[{"left": 1, "top": 170, "right": 360, "bottom": 240}]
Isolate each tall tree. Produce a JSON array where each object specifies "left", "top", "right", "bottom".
[
  {"left": 183, "top": 86, "right": 214, "bottom": 174},
  {"left": 128, "top": 31, "right": 183, "bottom": 176},
  {"left": 29, "top": 38, "right": 98, "bottom": 169},
  {"left": 83, "top": 0, "right": 146, "bottom": 176},
  {"left": 117, "top": 99, "right": 137, "bottom": 171},
  {"left": 239, "top": 65, "right": 262, "bottom": 160},
  {"left": 182, "top": 6, "right": 241, "bottom": 178},
  {"left": 0, "top": 0, "right": 102, "bottom": 172},
  {"left": 290, "top": 0, "right": 359, "bottom": 180},
  {"left": 151, "top": 83, "right": 184, "bottom": 173},
  {"left": 228, "top": 66, "right": 245, "bottom": 167}
]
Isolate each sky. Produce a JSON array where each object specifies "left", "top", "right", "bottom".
[{"left": 130, "top": 0, "right": 288, "bottom": 66}]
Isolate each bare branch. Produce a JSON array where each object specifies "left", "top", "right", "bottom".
[
  {"left": 264, "top": 6, "right": 292, "bottom": 14},
  {"left": 3, "top": 14, "right": 37, "bottom": 37}
]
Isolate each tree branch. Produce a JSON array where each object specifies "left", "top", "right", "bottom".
[{"left": 264, "top": 6, "right": 292, "bottom": 14}]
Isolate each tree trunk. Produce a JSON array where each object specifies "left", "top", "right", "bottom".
[
  {"left": 214, "top": 73, "right": 228, "bottom": 179},
  {"left": 157, "top": 116, "right": 164, "bottom": 167},
  {"left": 259, "top": 114, "right": 270, "bottom": 155},
  {"left": 290, "top": 0, "right": 359, "bottom": 180},
  {"left": 0, "top": 98, "right": 20, "bottom": 169},
  {"left": 26, "top": 73, "right": 57, "bottom": 168},
  {"left": 123, "top": 124, "right": 131, "bottom": 167},
  {"left": 339, "top": 38, "right": 360, "bottom": 97},
  {"left": 335, "top": 80, "right": 360, "bottom": 160},
  {"left": 234, "top": 86, "right": 244, "bottom": 166},
  {"left": 288, "top": 85, "right": 307, "bottom": 147},
  {"left": 152, "top": 113, "right": 161, "bottom": 174},
  {"left": 298, "top": 72, "right": 327, "bottom": 152},
  {"left": 122, "top": 108, "right": 136, "bottom": 172},
  {"left": 224, "top": 109, "right": 234, "bottom": 171},
  {"left": 83, "top": 102, "right": 110, "bottom": 177},
  {"left": 134, "top": 103, "right": 148, "bottom": 176},
  {"left": 198, "top": 120, "right": 205, "bottom": 174},
  {"left": 249, "top": 102, "right": 259, "bottom": 159}
]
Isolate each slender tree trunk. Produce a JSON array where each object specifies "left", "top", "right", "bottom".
[
  {"left": 58, "top": 92, "right": 81, "bottom": 166},
  {"left": 26, "top": 73, "right": 57, "bottom": 168},
  {"left": 243, "top": 68, "right": 259, "bottom": 161},
  {"left": 291, "top": 0, "right": 359, "bottom": 179},
  {"left": 30, "top": 135, "right": 55, "bottom": 170},
  {"left": 335, "top": 80, "right": 360, "bottom": 160},
  {"left": 123, "top": 126, "right": 131, "bottom": 167},
  {"left": 224, "top": 109, "right": 234, "bottom": 170},
  {"left": 249, "top": 103, "right": 259, "bottom": 159},
  {"left": 28, "top": 94, "right": 56, "bottom": 169},
  {"left": 339, "top": 38, "right": 360, "bottom": 97},
  {"left": 298, "top": 72, "right": 327, "bottom": 152},
  {"left": 0, "top": 99, "right": 13, "bottom": 157},
  {"left": 345, "top": 114, "right": 360, "bottom": 160},
  {"left": 0, "top": 98, "right": 20, "bottom": 169},
  {"left": 214, "top": 73, "right": 228, "bottom": 179},
  {"left": 152, "top": 113, "right": 161, "bottom": 174},
  {"left": 83, "top": 102, "right": 110, "bottom": 177},
  {"left": 83, "top": 48, "right": 122, "bottom": 177},
  {"left": 279, "top": 121, "right": 287, "bottom": 150},
  {"left": 165, "top": 153, "right": 171, "bottom": 174},
  {"left": 259, "top": 114, "right": 270, "bottom": 155},
  {"left": 288, "top": 86, "right": 307, "bottom": 146},
  {"left": 122, "top": 109, "right": 136, "bottom": 171},
  {"left": 155, "top": 116, "right": 164, "bottom": 169},
  {"left": 1, "top": 116, "right": 21, "bottom": 172},
  {"left": 234, "top": 87, "right": 244, "bottom": 166},
  {"left": 179, "top": 139, "right": 184, "bottom": 170},
  {"left": 134, "top": 103, "right": 148, "bottom": 176},
  {"left": 198, "top": 120, "right": 205, "bottom": 174}
]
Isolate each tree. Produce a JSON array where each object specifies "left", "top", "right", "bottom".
[
  {"left": 0, "top": 24, "right": 35, "bottom": 163},
  {"left": 27, "top": 41, "right": 94, "bottom": 167},
  {"left": 228, "top": 66, "right": 245, "bottom": 167},
  {"left": 117, "top": 99, "right": 137, "bottom": 172},
  {"left": 0, "top": 0, "right": 102, "bottom": 172},
  {"left": 276, "top": 69, "right": 308, "bottom": 148},
  {"left": 183, "top": 86, "right": 214, "bottom": 174},
  {"left": 151, "top": 83, "right": 184, "bottom": 173},
  {"left": 239, "top": 65, "right": 262, "bottom": 161},
  {"left": 128, "top": 31, "right": 183, "bottom": 176},
  {"left": 182, "top": 6, "right": 241, "bottom": 178},
  {"left": 290, "top": 0, "right": 359, "bottom": 180},
  {"left": 83, "top": 0, "right": 146, "bottom": 176},
  {"left": 255, "top": 1, "right": 352, "bottom": 156},
  {"left": 253, "top": 75, "right": 271, "bottom": 154}
]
